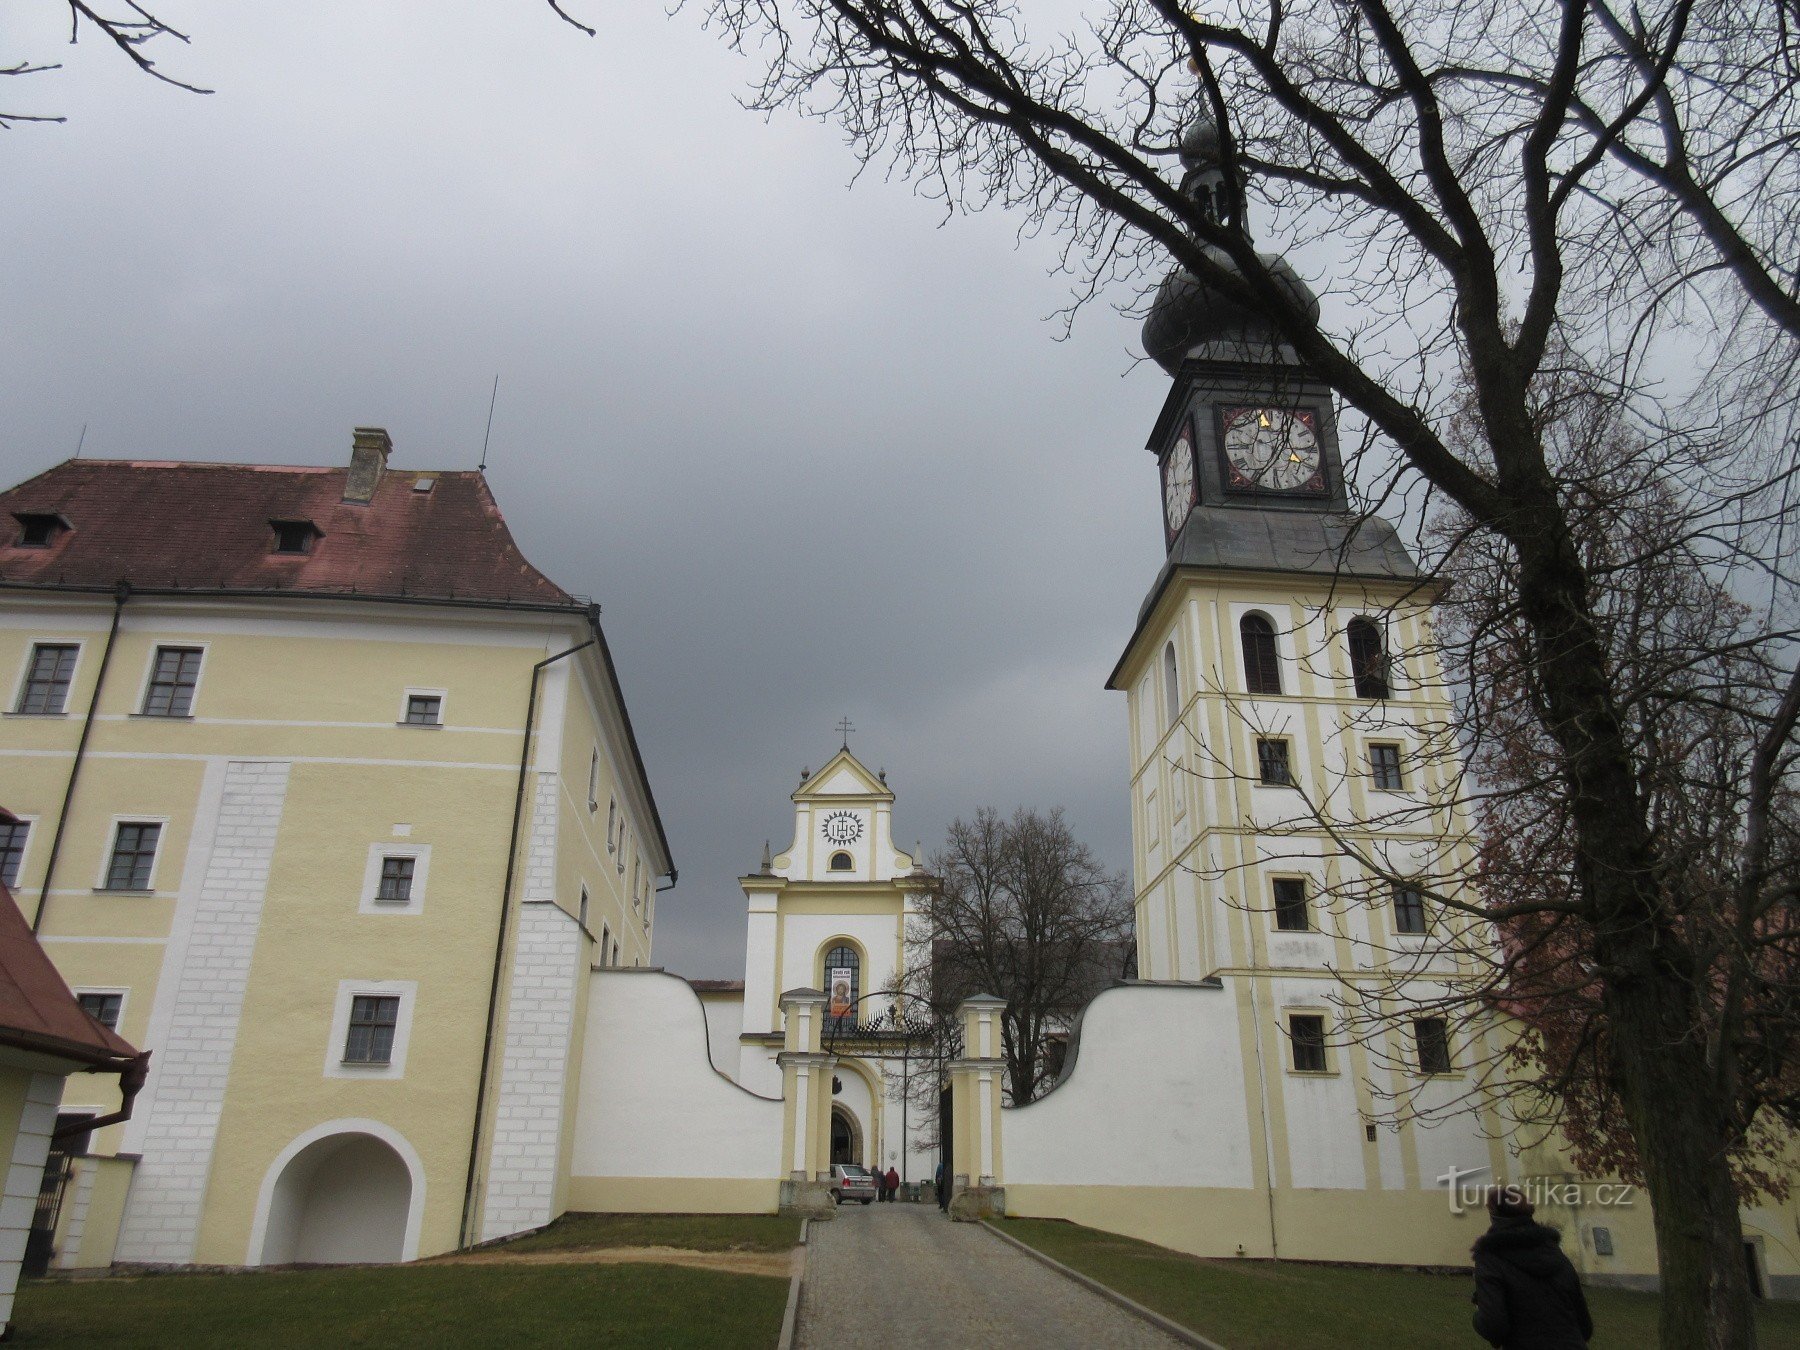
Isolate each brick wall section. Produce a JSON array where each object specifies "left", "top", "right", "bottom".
[
  {"left": 115, "top": 760, "right": 291, "bottom": 1264},
  {"left": 480, "top": 772, "right": 579, "bottom": 1241}
]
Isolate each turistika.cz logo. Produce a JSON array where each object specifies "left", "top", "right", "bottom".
[{"left": 1436, "top": 1164, "right": 1637, "bottom": 1216}]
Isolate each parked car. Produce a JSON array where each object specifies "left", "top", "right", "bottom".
[{"left": 829, "top": 1163, "right": 877, "bottom": 1205}]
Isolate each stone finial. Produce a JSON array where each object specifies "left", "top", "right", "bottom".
[{"left": 760, "top": 839, "right": 773, "bottom": 875}]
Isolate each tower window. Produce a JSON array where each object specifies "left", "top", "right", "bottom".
[
  {"left": 1256, "top": 737, "right": 1293, "bottom": 786},
  {"left": 376, "top": 856, "right": 415, "bottom": 904},
  {"left": 1240, "top": 614, "right": 1282, "bottom": 695},
  {"left": 1289, "top": 1014, "right": 1328, "bottom": 1072},
  {"left": 1392, "top": 884, "right": 1428, "bottom": 935},
  {"left": 104, "top": 822, "right": 161, "bottom": 891},
  {"left": 13, "top": 513, "right": 67, "bottom": 548},
  {"left": 1272, "top": 878, "right": 1309, "bottom": 931},
  {"left": 1348, "top": 618, "right": 1390, "bottom": 699},
  {"left": 343, "top": 995, "right": 400, "bottom": 1065},
  {"left": 1162, "top": 641, "right": 1180, "bottom": 729},
  {"left": 1370, "top": 743, "right": 1404, "bottom": 791},
  {"left": 270, "top": 520, "right": 321, "bottom": 555},
  {"left": 823, "top": 944, "right": 861, "bottom": 1031},
  {"left": 1414, "top": 1018, "right": 1453, "bottom": 1074},
  {"left": 829, "top": 851, "right": 853, "bottom": 871}
]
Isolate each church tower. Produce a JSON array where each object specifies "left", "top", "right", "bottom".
[{"left": 1105, "top": 105, "right": 1498, "bottom": 1197}]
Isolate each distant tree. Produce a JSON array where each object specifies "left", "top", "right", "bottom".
[{"left": 901, "top": 807, "right": 1133, "bottom": 1107}]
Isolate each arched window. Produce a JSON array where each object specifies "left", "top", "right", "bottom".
[
  {"left": 1162, "top": 641, "right": 1180, "bottom": 728},
  {"left": 1347, "top": 618, "right": 1390, "bottom": 699},
  {"left": 822, "top": 944, "right": 861, "bottom": 1030},
  {"left": 829, "top": 851, "right": 853, "bottom": 871},
  {"left": 1240, "top": 613, "right": 1282, "bottom": 695}
]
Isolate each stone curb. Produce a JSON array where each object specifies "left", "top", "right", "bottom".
[
  {"left": 979, "top": 1221, "right": 1228, "bottom": 1350},
  {"left": 777, "top": 1217, "right": 809, "bottom": 1350}
]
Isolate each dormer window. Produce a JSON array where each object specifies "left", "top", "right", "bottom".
[
  {"left": 270, "top": 520, "right": 321, "bottom": 555},
  {"left": 13, "top": 513, "right": 68, "bottom": 548}
]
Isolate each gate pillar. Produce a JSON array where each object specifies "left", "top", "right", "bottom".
[
  {"left": 947, "top": 993, "right": 1007, "bottom": 1221},
  {"left": 777, "top": 987, "right": 838, "bottom": 1219}
]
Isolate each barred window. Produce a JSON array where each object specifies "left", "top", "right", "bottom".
[
  {"left": 1393, "top": 885, "right": 1428, "bottom": 935},
  {"left": 1370, "top": 743, "right": 1404, "bottom": 791},
  {"left": 377, "top": 857, "right": 415, "bottom": 904},
  {"left": 1257, "top": 738, "right": 1293, "bottom": 787},
  {"left": 105, "top": 822, "right": 161, "bottom": 891},
  {"left": 1273, "top": 878, "right": 1310, "bottom": 931},
  {"left": 0, "top": 819, "right": 27, "bottom": 888},
  {"left": 1415, "top": 1018, "right": 1453, "bottom": 1074},
  {"left": 17, "top": 644, "right": 77, "bottom": 714},
  {"left": 1240, "top": 614, "right": 1282, "bottom": 695},
  {"left": 344, "top": 995, "right": 401, "bottom": 1064},
  {"left": 824, "top": 944, "right": 861, "bottom": 1031},
  {"left": 142, "top": 646, "right": 203, "bottom": 717},
  {"left": 1289, "top": 1014, "right": 1327, "bottom": 1072}
]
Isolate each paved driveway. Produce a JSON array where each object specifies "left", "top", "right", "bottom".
[{"left": 794, "top": 1202, "right": 1183, "bottom": 1349}]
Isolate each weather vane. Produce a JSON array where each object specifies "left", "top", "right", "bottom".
[{"left": 836, "top": 716, "right": 854, "bottom": 749}]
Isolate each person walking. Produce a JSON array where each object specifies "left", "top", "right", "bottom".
[
  {"left": 1472, "top": 1186, "right": 1594, "bottom": 1349},
  {"left": 884, "top": 1165, "right": 900, "bottom": 1202},
  {"left": 935, "top": 1160, "right": 948, "bottom": 1212}
]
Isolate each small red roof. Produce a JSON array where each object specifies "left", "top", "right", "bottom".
[
  {"left": 0, "top": 878, "right": 138, "bottom": 1068},
  {"left": 0, "top": 458, "right": 573, "bottom": 606},
  {"left": 688, "top": 979, "right": 746, "bottom": 994}
]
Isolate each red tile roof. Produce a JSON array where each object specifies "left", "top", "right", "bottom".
[
  {"left": 688, "top": 979, "right": 746, "bottom": 994},
  {"left": 0, "top": 877, "right": 138, "bottom": 1068},
  {"left": 0, "top": 458, "right": 574, "bottom": 606}
]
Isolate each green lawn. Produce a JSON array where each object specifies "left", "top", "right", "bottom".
[
  {"left": 998, "top": 1218, "right": 1800, "bottom": 1350},
  {"left": 14, "top": 1262, "right": 789, "bottom": 1349},
  {"left": 493, "top": 1211, "right": 801, "bottom": 1254}
]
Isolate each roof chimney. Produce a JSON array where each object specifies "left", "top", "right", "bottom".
[{"left": 345, "top": 427, "right": 392, "bottom": 504}]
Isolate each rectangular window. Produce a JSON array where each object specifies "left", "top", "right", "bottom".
[
  {"left": 579, "top": 886, "right": 590, "bottom": 929},
  {"left": 1393, "top": 884, "right": 1428, "bottom": 935},
  {"left": 376, "top": 856, "right": 415, "bottom": 904},
  {"left": 16, "top": 643, "right": 77, "bottom": 714},
  {"left": 1290, "top": 1014, "right": 1327, "bottom": 1072},
  {"left": 1370, "top": 743, "right": 1404, "bottom": 791},
  {"left": 1256, "top": 737, "right": 1293, "bottom": 786},
  {"left": 142, "top": 646, "right": 203, "bottom": 717},
  {"left": 606, "top": 799, "right": 617, "bottom": 852},
  {"left": 1415, "top": 1017, "right": 1453, "bottom": 1074},
  {"left": 0, "top": 819, "right": 27, "bottom": 888},
  {"left": 600, "top": 924, "right": 611, "bottom": 963},
  {"left": 104, "top": 822, "right": 161, "bottom": 891},
  {"left": 404, "top": 694, "right": 441, "bottom": 726},
  {"left": 77, "top": 992, "right": 122, "bottom": 1029},
  {"left": 344, "top": 994, "right": 401, "bottom": 1064},
  {"left": 1273, "top": 877, "right": 1310, "bottom": 931},
  {"left": 588, "top": 748, "right": 600, "bottom": 811}
]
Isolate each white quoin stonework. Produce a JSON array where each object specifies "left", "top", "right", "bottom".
[{"left": 117, "top": 759, "right": 291, "bottom": 1264}]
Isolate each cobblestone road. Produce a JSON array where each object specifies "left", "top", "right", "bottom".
[{"left": 793, "top": 1202, "right": 1184, "bottom": 1349}]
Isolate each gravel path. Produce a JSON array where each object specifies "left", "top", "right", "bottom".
[{"left": 794, "top": 1203, "right": 1183, "bottom": 1349}]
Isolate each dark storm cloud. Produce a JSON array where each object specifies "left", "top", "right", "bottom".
[{"left": 2, "top": 1, "right": 1168, "bottom": 976}]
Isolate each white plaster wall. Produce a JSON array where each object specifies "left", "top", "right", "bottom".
[
  {"left": 739, "top": 1046, "right": 784, "bottom": 1099},
  {"left": 778, "top": 914, "right": 901, "bottom": 1004},
  {"left": 262, "top": 1134, "right": 411, "bottom": 1264},
  {"left": 700, "top": 996, "right": 743, "bottom": 1077},
  {"left": 0, "top": 1071, "right": 62, "bottom": 1333},
  {"left": 740, "top": 909, "right": 779, "bottom": 1038},
  {"left": 572, "top": 971, "right": 782, "bottom": 1180},
  {"left": 1005, "top": 984, "right": 1255, "bottom": 1188}
]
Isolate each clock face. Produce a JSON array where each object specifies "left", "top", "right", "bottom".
[
  {"left": 821, "top": 811, "right": 864, "bottom": 845},
  {"left": 1162, "top": 422, "right": 1197, "bottom": 538},
  {"left": 1220, "top": 406, "right": 1325, "bottom": 494}
]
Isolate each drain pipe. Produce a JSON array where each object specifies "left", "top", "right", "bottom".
[
  {"left": 52, "top": 1051, "right": 152, "bottom": 1140},
  {"left": 458, "top": 636, "right": 594, "bottom": 1248},
  {"left": 32, "top": 583, "right": 130, "bottom": 935}
]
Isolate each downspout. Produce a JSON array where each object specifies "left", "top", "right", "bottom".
[
  {"left": 52, "top": 1051, "right": 152, "bottom": 1139},
  {"left": 458, "top": 637, "right": 594, "bottom": 1249},
  {"left": 32, "top": 583, "right": 129, "bottom": 935}
]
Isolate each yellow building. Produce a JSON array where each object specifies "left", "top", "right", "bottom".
[{"left": 0, "top": 428, "right": 672, "bottom": 1265}]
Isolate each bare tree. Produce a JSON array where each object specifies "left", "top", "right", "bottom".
[
  {"left": 901, "top": 807, "right": 1132, "bottom": 1107},
  {"left": 4, "top": 3, "right": 210, "bottom": 128},
  {"left": 675, "top": 2, "right": 1800, "bottom": 1344}
]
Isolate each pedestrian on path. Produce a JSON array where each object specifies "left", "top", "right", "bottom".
[
  {"left": 1471, "top": 1186, "right": 1593, "bottom": 1349},
  {"left": 935, "top": 1161, "right": 948, "bottom": 1211},
  {"left": 884, "top": 1165, "right": 900, "bottom": 1202}
]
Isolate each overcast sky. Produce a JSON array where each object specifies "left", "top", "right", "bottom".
[{"left": 3, "top": 2, "right": 1180, "bottom": 978}]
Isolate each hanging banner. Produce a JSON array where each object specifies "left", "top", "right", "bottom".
[{"left": 828, "top": 968, "right": 854, "bottom": 1020}]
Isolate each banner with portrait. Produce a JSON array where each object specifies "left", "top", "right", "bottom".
[{"left": 828, "top": 967, "right": 854, "bottom": 1020}]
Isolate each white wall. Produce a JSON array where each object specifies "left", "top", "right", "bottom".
[
  {"left": 699, "top": 994, "right": 743, "bottom": 1078},
  {"left": 1005, "top": 983, "right": 1256, "bottom": 1188},
  {"left": 572, "top": 971, "right": 782, "bottom": 1180}
]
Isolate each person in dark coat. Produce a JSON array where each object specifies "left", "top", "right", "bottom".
[
  {"left": 935, "top": 1161, "right": 948, "bottom": 1211},
  {"left": 885, "top": 1165, "right": 900, "bottom": 1201},
  {"left": 1472, "top": 1186, "right": 1594, "bottom": 1349}
]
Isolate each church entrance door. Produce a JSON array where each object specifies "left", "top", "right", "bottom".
[{"left": 830, "top": 1105, "right": 861, "bottom": 1166}]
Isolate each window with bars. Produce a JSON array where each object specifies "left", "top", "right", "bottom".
[
  {"left": 142, "top": 646, "right": 203, "bottom": 717},
  {"left": 343, "top": 994, "right": 401, "bottom": 1064},
  {"left": 1393, "top": 884, "right": 1428, "bottom": 935},
  {"left": 1347, "top": 618, "right": 1391, "bottom": 699},
  {"left": 1240, "top": 614, "right": 1282, "bottom": 694},
  {"left": 1370, "top": 742, "right": 1404, "bottom": 791},
  {"left": 0, "top": 819, "right": 27, "bottom": 888},
  {"left": 16, "top": 643, "right": 77, "bottom": 714},
  {"left": 824, "top": 944, "right": 861, "bottom": 1030},
  {"left": 376, "top": 857, "right": 415, "bottom": 904},
  {"left": 77, "top": 992, "right": 122, "bottom": 1030},
  {"left": 1289, "top": 1014, "right": 1328, "bottom": 1072},
  {"left": 1273, "top": 878, "right": 1310, "bottom": 931},
  {"left": 1257, "top": 738, "right": 1293, "bottom": 786},
  {"left": 403, "top": 694, "right": 441, "bottom": 726},
  {"left": 104, "top": 822, "right": 161, "bottom": 890},
  {"left": 1414, "top": 1017, "right": 1453, "bottom": 1074}
]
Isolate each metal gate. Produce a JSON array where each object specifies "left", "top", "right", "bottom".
[{"left": 22, "top": 1151, "right": 73, "bottom": 1278}]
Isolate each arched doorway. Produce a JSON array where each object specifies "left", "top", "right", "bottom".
[
  {"left": 830, "top": 1104, "right": 862, "bottom": 1166},
  {"left": 257, "top": 1131, "right": 413, "bottom": 1264}
]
